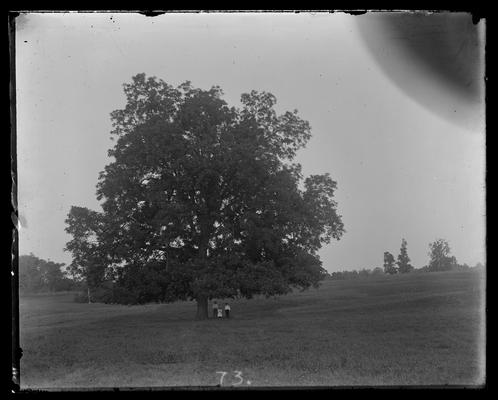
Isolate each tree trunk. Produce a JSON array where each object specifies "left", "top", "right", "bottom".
[
  {"left": 196, "top": 296, "right": 209, "bottom": 320},
  {"left": 195, "top": 223, "right": 211, "bottom": 320}
]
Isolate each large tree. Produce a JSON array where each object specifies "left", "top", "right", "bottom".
[
  {"left": 396, "top": 238, "right": 414, "bottom": 273},
  {"left": 65, "top": 74, "right": 345, "bottom": 318}
]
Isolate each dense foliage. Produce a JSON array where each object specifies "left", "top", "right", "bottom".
[
  {"left": 383, "top": 251, "right": 397, "bottom": 275},
  {"left": 65, "top": 74, "right": 345, "bottom": 317},
  {"left": 397, "top": 238, "right": 414, "bottom": 273},
  {"left": 328, "top": 267, "right": 385, "bottom": 280},
  {"left": 19, "top": 254, "right": 79, "bottom": 294},
  {"left": 427, "top": 238, "right": 458, "bottom": 272}
]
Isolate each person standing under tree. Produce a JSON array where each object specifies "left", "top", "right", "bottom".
[
  {"left": 224, "top": 302, "right": 231, "bottom": 319},
  {"left": 217, "top": 308, "right": 223, "bottom": 319},
  {"left": 212, "top": 301, "right": 218, "bottom": 319}
]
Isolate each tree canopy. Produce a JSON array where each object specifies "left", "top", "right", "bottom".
[
  {"left": 383, "top": 251, "right": 397, "bottom": 275},
  {"left": 65, "top": 73, "right": 345, "bottom": 318},
  {"left": 397, "top": 238, "right": 414, "bottom": 273},
  {"left": 19, "top": 254, "right": 76, "bottom": 293},
  {"left": 427, "top": 239, "right": 457, "bottom": 271}
]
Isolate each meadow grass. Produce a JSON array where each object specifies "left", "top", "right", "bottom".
[{"left": 19, "top": 270, "right": 485, "bottom": 388}]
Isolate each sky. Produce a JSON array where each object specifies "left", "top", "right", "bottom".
[{"left": 15, "top": 12, "right": 486, "bottom": 272}]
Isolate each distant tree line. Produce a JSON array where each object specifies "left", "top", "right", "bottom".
[
  {"left": 329, "top": 238, "right": 484, "bottom": 280},
  {"left": 18, "top": 254, "right": 82, "bottom": 294},
  {"left": 384, "top": 238, "right": 482, "bottom": 275},
  {"left": 328, "top": 267, "right": 384, "bottom": 280}
]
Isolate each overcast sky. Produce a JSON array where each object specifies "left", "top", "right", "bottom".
[{"left": 15, "top": 12, "right": 485, "bottom": 272}]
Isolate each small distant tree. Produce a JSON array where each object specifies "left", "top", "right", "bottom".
[
  {"left": 371, "top": 266, "right": 384, "bottom": 275},
  {"left": 397, "top": 238, "right": 414, "bottom": 273},
  {"left": 428, "top": 239, "right": 457, "bottom": 271},
  {"left": 41, "top": 260, "right": 70, "bottom": 291},
  {"left": 383, "top": 251, "right": 397, "bottom": 274},
  {"left": 329, "top": 271, "right": 343, "bottom": 280},
  {"left": 359, "top": 268, "right": 371, "bottom": 277},
  {"left": 454, "top": 262, "right": 470, "bottom": 271},
  {"left": 474, "top": 262, "right": 485, "bottom": 270}
]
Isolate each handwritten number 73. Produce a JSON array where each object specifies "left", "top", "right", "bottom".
[{"left": 216, "top": 370, "right": 245, "bottom": 386}]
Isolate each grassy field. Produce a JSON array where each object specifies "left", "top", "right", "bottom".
[{"left": 19, "top": 270, "right": 485, "bottom": 388}]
